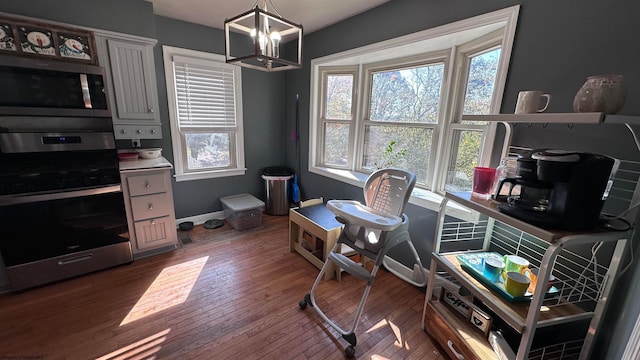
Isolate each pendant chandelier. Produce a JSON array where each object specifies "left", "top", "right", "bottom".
[{"left": 224, "top": 0, "right": 303, "bottom": 72}]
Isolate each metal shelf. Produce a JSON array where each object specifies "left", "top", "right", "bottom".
[
  {"left": 461, "top": 113, "right": 640, "bottom": 125},
  {"left": 433, "top": 252, "right": 593, "bottom": 333},
  {"left": 445, "top": 192, "right": 628, "bottom": 244}
]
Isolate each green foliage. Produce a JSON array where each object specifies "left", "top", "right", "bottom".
[{"left": 375, "top": 140, "right": 407, "bottom": 170}]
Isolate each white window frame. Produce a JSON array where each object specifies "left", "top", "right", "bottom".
[
  {"left": 162, "top": 45, "right": 246, "bottom": 182},
  {"left": 358, "top": 51, "right": 451, "bottom": 188},
  {"left": 318, "top": 66, "right": 359, "bottom": 169},
  {"left": 308, "top": 6, "right": 519, "bottom": 211}
]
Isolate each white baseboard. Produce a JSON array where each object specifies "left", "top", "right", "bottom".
[{"left": 175, "top": 210, "right": 225, "bottom": 227}]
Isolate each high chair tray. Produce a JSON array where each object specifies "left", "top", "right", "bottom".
[
  {"left": 456, "top": 252, "right": 559, "bottom": 303},
  {"left": 326, "top": 200, "right": 402, "bottom": 231}
]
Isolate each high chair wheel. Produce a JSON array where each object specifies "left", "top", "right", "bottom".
[
  {"left": 345, "top": 345, "right": 355, "bottom": 358},
  {"left": 299, "top": 293, "right": 312, "bottom": 310}
]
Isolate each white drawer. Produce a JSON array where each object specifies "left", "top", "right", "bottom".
[
  {"left": 145, "top": 125, "right": 162, "bottom": 139},
  {"left": 134, "top": 216, "right": 173, "bottom": 250},
  {"left": 114, "top": 125, "right": 146, "bottom": 139},
  {"left": 127, "top": 172, "right": 167, "bottom": 196},
  {"left": 130, "top": 193, "right": 171, "bottom": 221}
]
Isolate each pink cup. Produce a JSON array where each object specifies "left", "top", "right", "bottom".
[{"left": 472, "top": 167, "right": 496, "bottom": 199}]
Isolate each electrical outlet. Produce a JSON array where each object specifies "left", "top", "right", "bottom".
[{"left": 131, "top": 139, "right": 141, "bottom": 148}]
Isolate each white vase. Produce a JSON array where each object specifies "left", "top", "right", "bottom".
[{"left": 573, "top": 75, "right": 626, "bottom": 114}]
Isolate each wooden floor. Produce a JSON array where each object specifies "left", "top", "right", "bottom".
[{"left": 0, "top": 215, "right": 445, "bottom": 360}]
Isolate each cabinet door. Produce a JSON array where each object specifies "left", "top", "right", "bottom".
[
  {"left": 134, "top": 216, "right": 174, "bottom": 250},
  {"left": 107, "top": 39, "right": 158, "bottom": 121}
]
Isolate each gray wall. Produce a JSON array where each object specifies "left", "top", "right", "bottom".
[
  {"left": 284, "top": 0, "right": 640, "bottom": 359},
  {"left": 2, "top": 0, "right": 640, "bottom": 358},
  {"left": 149, "top": 16, "right": 287, "bottom": 218}
]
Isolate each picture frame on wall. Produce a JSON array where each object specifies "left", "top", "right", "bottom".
[
  {"left": 57, "top": 31, "right": 94, "bottom": 62},
  {"left": 0, "top": 22, "right": 16, "bottom": 52},
  {"left": 0, "top": 15, "right": 98, "bottom": 65},
  {"left": 17, "top": 25, "right": 56, "bottom": 57}
]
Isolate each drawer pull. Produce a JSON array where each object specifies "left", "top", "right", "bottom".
[
  {"left": 145, "top": 181, "right": 150, "bottom": 188},
  {"left": 151, "top": 219, "right": 155, "bottom": 225},
  {"left": 148, "top": 203, "right": 153, "bottom": 210},
  {"left": 58, "top": 254, "right": 93, "bottom": 265},
  {"left": 447, "top": 340, "right": 465, "bottom": 360},
  {"left": 136, "top": 129, "right": 142, "bottom": 134}
]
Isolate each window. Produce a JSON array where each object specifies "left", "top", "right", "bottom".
[
  {"left": 163, "top": 45, "right": 245, "bottom": 181},
  {"left": 319, "top": 67, "right": 357, "bottom": 168},
  {"left": 309, "top": 6, "right": 519, "bottom": 209},
  {"left": 361, "top": 53, "right": 449, "bottom": 186}
]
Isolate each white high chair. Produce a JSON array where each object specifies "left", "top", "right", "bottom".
[{"left": 298, "top": 168, "right": 426, "bottom": 358}]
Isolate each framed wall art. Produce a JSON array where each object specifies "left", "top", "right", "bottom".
[
  {"left": 57, "top": 31, "right": 95, "bottom": 62},
  {"left": 0, "top": 14, "right": 98, "bottom": 65},
  {"left": 18, "top": 25, "right": 56, "bottom": 57},
  {"left": 0, "top": 22, "right": 16, "bottom": 52}
]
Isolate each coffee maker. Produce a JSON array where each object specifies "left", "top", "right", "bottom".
[{"left": 494, "top": 150, "right": 617, "bottom": 231}]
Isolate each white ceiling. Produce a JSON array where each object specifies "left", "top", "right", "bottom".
[{"left": 146, "top": 0, "right": 390, "bottom": 34}]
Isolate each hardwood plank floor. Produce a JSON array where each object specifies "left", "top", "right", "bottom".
[{"left": 0, "top": 214, "right": 445, "bottom": 359}]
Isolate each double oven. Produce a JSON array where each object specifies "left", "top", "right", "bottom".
[{"left": 0, "top": 56, "right": 132, "bottom": 291}]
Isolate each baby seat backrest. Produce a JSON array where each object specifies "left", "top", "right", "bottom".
[{"left": 364, "top": 169, "right": 416, "bottom": 217}]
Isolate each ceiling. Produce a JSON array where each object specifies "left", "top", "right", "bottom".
[{"left": 146, "top": 0, "right": 390, "bottom": 34}]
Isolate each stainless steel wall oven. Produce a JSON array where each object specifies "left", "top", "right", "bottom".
[{"left": 0, "top": 60, "right": 132, "bottom": 290}]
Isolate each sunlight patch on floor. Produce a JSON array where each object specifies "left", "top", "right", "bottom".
[
  {"left": 96, "top": 328, "right": 170, "bottom": 360},
  {"left": 120, "top": 256, "right": 209, "bottom": 326},
  {"left": 365, "top": 318, "right": 410, "bottom": 350}
]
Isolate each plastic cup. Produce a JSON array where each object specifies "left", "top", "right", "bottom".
[
  {"left": 505, "top": 271, "right": 531, "bottom": 297},
  {"left": 482, "top": 257, "right": 505, "bottom": 282},
  {"left": 472, "top": 167, "right": 497, "bottom": 200},
  {"left": 503, "top": 255, "right": 530, "bottom": 273}
]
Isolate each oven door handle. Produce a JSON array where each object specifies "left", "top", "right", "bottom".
[{"left": 0, "top": 184, "right": 122, "bottom": 205}]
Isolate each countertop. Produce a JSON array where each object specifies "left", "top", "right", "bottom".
[{"left": 119, "top": 156, "right": 174, "bottom": 171}]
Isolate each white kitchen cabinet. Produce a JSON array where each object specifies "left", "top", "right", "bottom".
[
  {"left": 95, "top": 31, "right": 162, "bottom": 139},
  {"left": 120, "top": 163, "right": 177, "bottom": 256}
]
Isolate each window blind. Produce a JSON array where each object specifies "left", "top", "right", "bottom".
[{"left": 173, "top": 55, "right": 236, "bottom": 129}]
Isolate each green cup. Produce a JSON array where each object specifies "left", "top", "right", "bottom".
[
  {"left": 503, "top": 255, "right": 530, "bottom": 273},
  {"left": 504, "top": 271, "right": 531, "bottom": 297}
]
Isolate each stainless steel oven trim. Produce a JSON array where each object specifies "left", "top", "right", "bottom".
[
  {"left": 0, "top": 132, "right": 116, "bottom": 153},
  {"left": 6, "top": 241, "right": 133, "bottom": 291},
  {"left": 0, "top": 184, "right": 122, "bottom": 206}
]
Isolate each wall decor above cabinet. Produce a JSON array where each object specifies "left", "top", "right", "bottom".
[{"left": 0, "top": 15, "right": 97, "bottom": 65}]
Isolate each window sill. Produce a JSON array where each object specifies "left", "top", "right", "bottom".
[
  {"left": 174, "top": 168, "right": 246, "bottom": 182},
  {"left": 310, "top": 166, "right": 472, "bottom": 218}
]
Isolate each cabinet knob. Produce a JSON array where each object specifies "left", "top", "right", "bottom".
[
  {"left": 150, "top": 129, "right": 156, "bottom": 134},
  {"left": 148, "top": 203, "right": 153, "bottom": 210},
  {"left": 144, "top": 181, "right": 150, "bottom": 188},
  {"left": 121, "top": 129, "right": 127, "bottom": 134},
  {"left": 148, "top": 108, "right": 154, "bottom": 113},
  {"left": 136, "top": 129, "right": 142, "bottom": 134},
  {"left": 150, "top": 219, "right": 155, "bottom": 225}
]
